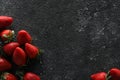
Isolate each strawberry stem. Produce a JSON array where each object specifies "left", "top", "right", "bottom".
[
  {"left": 106, "top": 76, "right": 111, "bottom": 80},
  {"left": 106, "top": 71, "right": 111, "bottom": 80},
  {"left": 15, "top": 71, "right": 24, "bottom": 80},
  {"left": 0, "top": 72, "right": 5, "bottom": 80},
  {"left": 39, "top": 49, "right": 44, "bottom": 54},
  {"left": 0, "top": 76, "right": 4, "bottom": 80}
]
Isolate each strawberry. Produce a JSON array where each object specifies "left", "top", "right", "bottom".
[
  {"left": 1, "top": 72, "right": 17, "bottom": 80},
  {"left": 90, "top": 72, "right": 107, "bottom": 80},
  {"left": 17, "top": 30, "right": 32, "bottom": 45},
  {"left": 0, "top": 29, "right": 14, "bottom": 42},
  {"left": 25, "top": 43, "right": 39, "bottom": 59},
  {"left": 3, "top": 42, "right": 19, "bottom": 56},
  {"left": 13, "top": 47, "right": 26, "bottom": 66},
  {"left": 110, "top": 68, "right": 120, "bottom": 80},
  {"left": 0, "top": 16, "right": 13, "bottom": 28},
  {"left": 23, "top": 72, "right": 41, "bottom": 80},
  {"left": 0, "top": 57, "right": 11, "bottom": 71}
]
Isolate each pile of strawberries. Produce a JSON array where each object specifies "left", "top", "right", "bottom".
[
  {"left": 0, "top": 16, "right": 41, "bottom": 80},
  {"left": 90, "top": 68, "right": 120, "bottom": 80}
]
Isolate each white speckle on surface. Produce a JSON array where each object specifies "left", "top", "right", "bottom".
[
  {"left": 53, "top": 75, "right": 62, "bottom": 80},
  {"left": 59, "top": 27, "right": 63, "bottom": 30},
  {"left": 77, "top": 25, "right": 87, "bottom": 32},
  {"left": 64, "top": 71, "right": 75, "bottom": 80},
  {"left": 88, "top": 54, "right": 99, "bottom": 61},
  {"left": 113, "top": 4, "right": 117, "bottom": 9},
  {"left": 75, "top": 9, "right": 91, "bottom": 33},
  {"left": 97, "top": 27, "right": 105, "bottom": 35},
  {"left": 89, "top": 57, "right": 97, "bottom": 61},
  {"left": 50, "top": 67, "right": 53, "bottom": 70},
  {"left": 89, "top": 57, "right": 94, "bottom": 60},
  {"left": 101, "top": 45, "right": 106, "bottom": 49},
  {"left": 84, "top": 7, "right": 88, "bottom": 10},
  {"left": 105, "top": 17, "right": 109, "bottom": 21},
  {"left": 94, "top": 12, "right": 99, "bottom": 17},
  {"left": 65, "top": 75, "right": 72, "bottom": 80}
]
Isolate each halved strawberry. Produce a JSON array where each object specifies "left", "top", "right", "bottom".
[
  {"left": 3, "top": 42, "right": 19, "bottom": 56},
  {"left": 0, "top": 29, "right": 14, "bottom": 42},
  {"left": 0, "top": 16, "right": 13, "bottom": 28},
  {"left": 0, "top": 57, "right": 12, "bottom": 71},
  {"left": 13, "top": 47, "right": 26, "bottom": 66},
  {"left": 23, "top": 72, "right": 41, "bottom": 80},
  {"left": 17, "top": 30, "right": 32, "bottom": 45},
  {"left": 25, "top": 43, "right": 39, "bottom": 59}
]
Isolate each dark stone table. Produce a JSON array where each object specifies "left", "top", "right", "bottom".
[{"left": 1, "top": 0, "right": 120, "bottom": 80}]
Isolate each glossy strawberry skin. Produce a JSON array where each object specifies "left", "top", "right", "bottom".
[
  {"left": 0, "top": 16, "right": 13, "bottom": 28},
  {"left": 110, "top": 68, "right": 120, "bottom": 79},
  {"left": 23, "top": 72, "right": 41, "bottom": 80},
  {"left": 13, "top": 47, "right": 26, "bottom": 66},
  {"left": 3, "top": 73, "right": 17, "bottom": 80},
  {"left": 0, "top": 57, "right": 12, "bottom": 71},
  {"left": 0, "top": 29, "right": 14, "bottom": 41},
  {"left": 17, "top": 30, "right": 32, "bottom": 45},
  {"left": 3, "top": 42, "right": 19, "bottom": 56},
  {"left": 90, "top": 72, "right": 106, "bottom": 80},
  {"left": 25, "top": 43, "right": 39, "bottom": 59}
]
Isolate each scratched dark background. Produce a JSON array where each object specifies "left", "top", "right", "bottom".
[{"left": 1, "top": 0, "right": 120, "bottom": 80}]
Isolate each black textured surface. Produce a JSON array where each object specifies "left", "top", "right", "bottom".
[{"left": 1, "top": 0, "right": 120, "bottom": 80}]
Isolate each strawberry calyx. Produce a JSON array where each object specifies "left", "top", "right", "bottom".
[
  {"left": 0, "top": 76, "right": 5, "bottom": 80},
  {"left": 0, "top": 72, "right": 4, "bottom": 80},
  {"left": 3, "top": 30, "right": 15, "bottom": 43},
  {"left": 15, "top": 71, "right": 24, "bottom": 80},
  {"left": 0, "top": 72, "right": 9, "bottom": 80},
  {"left": 0, "top": 72, "right": 18, "bottom": 80},
  {"left": 36, "top": 49, "right": 41, "bottom": 57}
]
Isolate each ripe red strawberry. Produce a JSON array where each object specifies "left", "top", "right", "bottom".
[
  {"left": 0, "top": 29, "right": 14, "bottom": 42},
  {"left": 23, "top": 72, "right": 41, "bottom": 80},
  {"left": 1, "top": 73, "right": 17, "bottom": 80},
  {"left": 110, "top": 68, "right": 120, "bottom": 79},
  {"left": 90, "top": 72, "right": 107, "bottom": 80},
  {"left": 17, "top": 30, "right": 32, "bottom": 45},
  {"left": 13, "top": 47, "right": 26, "bottom": 66},
  {"left": 0, "top": 16, "right": 13, "bottom": 28},
  {"left": 0, "top": 57, "right": 11, "bottom": 71},
  {"left": 25, "top": 43, "right": 39, "bottom": 59},
  {"left": 3, "top": 42, "right": 19, "bottom": 56}
]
